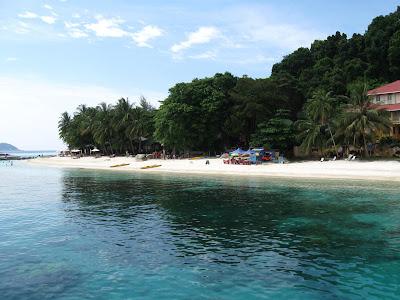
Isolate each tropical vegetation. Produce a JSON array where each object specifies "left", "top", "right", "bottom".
[{"left": 59, "top": 7, "right": 399, "bottom": 157}]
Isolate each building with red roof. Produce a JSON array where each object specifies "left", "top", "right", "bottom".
[{"left": 368, "top": 80, "right": 400, "bottom": 139}]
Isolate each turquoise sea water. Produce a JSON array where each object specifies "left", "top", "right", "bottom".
[
  {"left": 2, "top": 150, "right": 57, "bottom": 158},
  {"left": 1, "top": 162, "right": 399, "bottom": 299}
]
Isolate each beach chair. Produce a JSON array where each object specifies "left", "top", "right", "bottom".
[
  {"left": 331, "top": 156, "right": 336, "bottom": 161},
  {"left": 351, "top": 156, "right": 356, "bottom": 160},
  {"left": 320, "top": 157, "right": 324, "bottom": 162},
  {"left": 345, "top": 154, "right": 353, "bottom": 161}
]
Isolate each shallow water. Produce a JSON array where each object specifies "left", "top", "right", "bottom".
[
  {"left": 1, "top": 162, "right": 399, "bottom": 299},
  {"left": 2, "top": 150, "right": 57, "bottom": 158}
]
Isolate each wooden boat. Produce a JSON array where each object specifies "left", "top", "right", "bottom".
[
  {"left": 189, "top": 156, "right": 205, "bottom": 160},
  {"left": 110, "top": 163, "right": 130, "bottom": 168},
  {"left": 140, "top": 164, "right": 162, "bottom": 169}
]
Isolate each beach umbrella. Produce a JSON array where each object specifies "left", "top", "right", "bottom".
[
  {"left": 91, "top": 148, "right": 100, "bottom": 153},
  {"left": 229, "top": 148, "right": 246, "bottom": 155},
  {"left": 71, "top": 149, "right": 81, "bottom": 153},
  {"left": 244, "top": 149, "right": 257, "bottom": 155}
]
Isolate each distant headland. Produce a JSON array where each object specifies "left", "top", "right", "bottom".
[{"left": 0, "top": 143, "right": 20, "bottom": 151}]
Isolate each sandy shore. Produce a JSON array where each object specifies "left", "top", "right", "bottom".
[{"left": 25, "top": 156, "right": 400, "bottom": 182}]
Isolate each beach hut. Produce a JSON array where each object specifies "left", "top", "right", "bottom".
[{"left": 250, "top": 148, "right": 264, "bottom": 164}]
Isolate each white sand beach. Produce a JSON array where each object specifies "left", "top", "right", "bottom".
[{"left": 26, "top": 156, "right": 400, "bottom": 182}]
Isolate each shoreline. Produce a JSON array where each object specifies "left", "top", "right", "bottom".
[{"left": 25, "top": 156, "right": 400, "bottom": 182}]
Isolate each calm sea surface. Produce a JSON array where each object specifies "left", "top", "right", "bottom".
[
  {"left": 3, "top": 150, "right": 57, "bottom": 158},
  {"left": 1, "top": 162, "right": 399, "bottom": 299}
]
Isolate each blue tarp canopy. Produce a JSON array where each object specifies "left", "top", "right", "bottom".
[
  {"left": 229, "top": 148, "right": 246, "bottom": 155},
  {"left": 244, "top": 149, "right": 256, "bottom": 154}
]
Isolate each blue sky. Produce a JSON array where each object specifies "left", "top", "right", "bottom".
[{"left": 1, "top": 0, "right": 399, "bottom": 150}]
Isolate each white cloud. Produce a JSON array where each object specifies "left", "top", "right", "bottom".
[
  {"left": 51, "top": 12, "right": 58, "bottom": 17},
  {"left": 68, "top": 28, "right": 88, "bottom": 38},
  {"left": 5, "top": 57, "right": 19, "bottom": 62},
  {"left": 20, "top": 22, "right": 29, "bottom": 28},
  {"left": 41, "top": 16, "right": 57, "bottom": 24},
  {"left": 44, "top": 5, "right": 52, "bottom": 10},
  {"left": 189, "top": 51, "right": 217, "bottom": 60},
  {"left": 15, "top": 28, "right": 30, "bottom": 34},
  {"left": 64, "top": 22, "right": 80, "bottom": 29},
  {"left": 84, "top": 15, "right": 128, "bottom": 37},
  {"left": 131, "top": 25, "right": 163, "bottom": 47},
  {"left": 171, "top": 27, "right": 221, "bottom": 53},
  {"left": 245, "top": 23, "right": 323, "bottom": 51},
  {"left": 227, "top": 7, "right": 325, "bottom": 52},
  {"left": 72, "top": 14, "right": 80, "bottom": 18},
  {"left": 18, "top": 11, "right": 38, "bottom": 18}
]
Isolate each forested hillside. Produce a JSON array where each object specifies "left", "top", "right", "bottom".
[
  {"left": 60, "top": 7, "right": 399, "bottom": 157},
  {"left": 271, "top": 7, "right": 400, "bottom": 111}
]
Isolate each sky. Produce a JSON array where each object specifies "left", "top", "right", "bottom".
[{"left": 0, "top": 0, "right": 399, "bottom": 150}]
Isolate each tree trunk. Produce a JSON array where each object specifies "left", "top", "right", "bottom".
[
  {"left": 327, "top": 123, "right": 339, "bottom": 157},
  {"left": 363, "top": 131, "right": 369, "bottom": 158},
  {"left": 108, "top": 138, "right": 114, "bottom": 155}
]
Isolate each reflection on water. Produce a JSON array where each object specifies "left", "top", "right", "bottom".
[{"left": 1, "top": 164, "right": 400, "bottom": 299}]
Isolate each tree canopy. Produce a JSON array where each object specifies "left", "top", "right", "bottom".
[{"left": 59, "top": 7, "right": 400, "bottom": 157}]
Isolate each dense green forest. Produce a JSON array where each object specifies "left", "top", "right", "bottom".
[{"left": 59, "top": 7, "right": 399, "bottom": 157}]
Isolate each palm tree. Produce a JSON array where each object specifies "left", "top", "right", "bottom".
[
  {"left": 58, "top": 111, "right": 72, "bottom": 147},
  {"left": 306, "top": 89, "right": 339, "bottom": 156},
  {"left": 335, "top": 83, "right": 392, "bottom": 157},
  {"left": 125, "top": 97, "right": 155, "bottom": 153},
  {"left": 294, "top": 112, "right": 327, "bottom": 154},
  {"left": 112, "top": 98, "right": 135, "bottom": 152},
  {"left": 126, "top": 107, "right": 145, "bottom": 153},
  {"left": 92, "top": 102, "right": 115, "bottom": 154}
]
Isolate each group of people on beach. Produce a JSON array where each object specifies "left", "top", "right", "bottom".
[
  {"left": 153, "top": 152, "right": 181, "bottom": 160},
  {"left": 224, "top": 157, "right": 250, "bottom": 165}
]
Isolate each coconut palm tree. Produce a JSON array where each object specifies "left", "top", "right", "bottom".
[
  {"left": 125, "top": 107, "right": 145, "bottom": 153},
  {"left": 306, "top": 89, "right": 339, "bottom": 156},
  {"left": 335, "top": 83, "right": 392, "bottom": 157},
  {"left": 92, "top": 102, "right": 115, "bottom": 154},
  {"left": 112, "top": 97, "right": 136, "bottom": 152},
  {"left": 58, "top": 111, "right": 72, "bottom": 147},
  {"left": 294, "top": 112, "right": 327, "bottom": 154}
]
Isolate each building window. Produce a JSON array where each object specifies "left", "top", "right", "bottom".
[
  {"left": 388, "top": 94, "right": 392, "bottom": 104},
  {"left": 376, "top": 95, "right": 381, "bottom": 102},
  {"left": 393, "top": 111, "right": 400, "bottom": 123},
  {"left": 394, "top": 127, "right": 397, "bottom": 134}
]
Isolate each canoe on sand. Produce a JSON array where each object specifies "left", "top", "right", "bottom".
[
  {"left": 110, "top": 163, "right": 130, "bottom": 168},
  {"left": 140, "top": 164, "right": 162, "bottom": 169}
]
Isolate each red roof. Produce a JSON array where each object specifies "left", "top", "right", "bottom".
[
  {"left": 367, "top": 80, "right": 400, "bottom": 95},
  {"left": 374, "top": 103, "right": 400, "bottom": 111}
]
